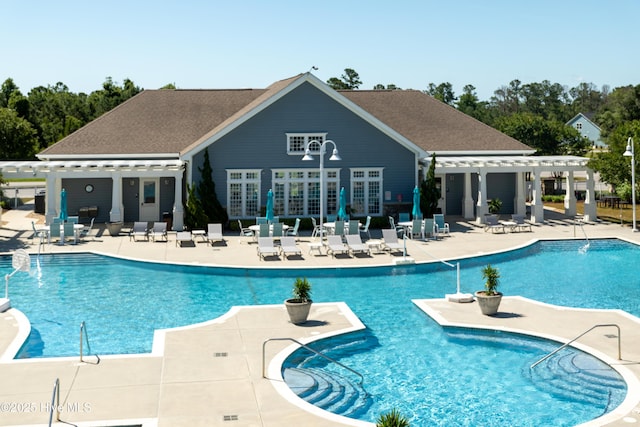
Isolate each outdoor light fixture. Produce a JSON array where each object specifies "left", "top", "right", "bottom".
[
  {"left": 623, "top": 136, "right": 637, "bottom": 232},
  {"left": 302, "top": 139, "right": 341, "bottom": 244}
]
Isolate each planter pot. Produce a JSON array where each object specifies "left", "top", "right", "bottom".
[
  {"left": 475, "top": 291, "right": 502, "bottom": 315},
  {"left": 106, "top": 222, "right": 123, "bottom": 237},
  {"left": 284, "top": 299, "right": 312, "bottom": 324}
]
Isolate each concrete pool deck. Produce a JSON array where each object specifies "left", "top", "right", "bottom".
[{"left": 0, "top": 204, "right": 640, "bottom": 426}]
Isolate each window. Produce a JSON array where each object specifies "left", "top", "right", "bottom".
[
  {"left": 350, "top": 168, "right": 383, "bottom": 216},
  {"left": 272, "top": 169, "right": 340, "bottom": 217},
  {"left": 227, "top": 170, "right": 261, "bottom": 218},
  {"left": 286, "top": 133, "right": 327, "bottom": 155},
  {"left": 576, "top": 123, "right": 583, "bottom": 131}
]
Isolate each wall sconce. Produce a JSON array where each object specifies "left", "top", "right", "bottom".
[{"left": 129, "top": 180, "right": 135, "bottom": 186}]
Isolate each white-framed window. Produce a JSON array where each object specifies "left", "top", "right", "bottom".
[
  {"left": 226, "top": 169, "right": 261, "bottom": 218},
  {"left": 272, "top": 168, "right": 340, "bottom": 217},
  {"left": 286, "top": 133, "right": 327, "bottom": 155},
  {"left": 350, "top": 168, "right": 383, "bottom": 216}
]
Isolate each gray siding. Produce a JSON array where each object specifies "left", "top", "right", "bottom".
[
  {"left": 60, "top": 178, "right": 112, "bottom": 223},
  {"left": 192, "top": 82, "right": 417, "bottom": 217},
  {"left": 487, "top": 173, "right": 516, "bottom": 214}
]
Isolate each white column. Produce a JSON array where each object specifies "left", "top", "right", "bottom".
[
  {"left": 564, "top": 171, "right": 577, "bottom": 216},
  {"left": 463, "top": 172, "right": 475, "bottom": 219},
  {"left": 476, "top": 170, "right": 488, "bottom": 224},
  {"left": 515, "top": 172, "right": 526, "bottom": 216},
  {"left": 109, "top": 173, "right": 123, "bottom": 222},
  {"left": 45, "top": 175, "right": 58, "bottom": 224},
  {"left": 531, "top": 168, "right": 544, "bottom": 223},
  {"left": 583, "top": 168, "right": 597, "bottom": 222},
  {"left": 172, "top": 172, "right": 184, "bottom": 231}
]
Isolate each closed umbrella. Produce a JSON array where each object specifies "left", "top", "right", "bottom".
[
  {"left": 59, "top": 188, "right": 68, "bottom": 221},
  {"left": 412, "top": 185, "right": 421, "bottom": 219},
  {"left": 337, "top": 187, "right": 347, "bottom": 220},
  {"left": 265, "top": 189, "right": 274, "bottom": 223}
]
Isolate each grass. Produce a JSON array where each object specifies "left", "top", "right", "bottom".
[{"left": 544, "top": 201, "right": 635, "bottom": 225}]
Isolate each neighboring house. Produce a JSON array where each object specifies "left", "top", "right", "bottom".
[
  {"left": 567, "top": 112, "right": 606, "bottom": 149},
  {"left": 0, "top": 73, "right": 597, "bottom": 227}
]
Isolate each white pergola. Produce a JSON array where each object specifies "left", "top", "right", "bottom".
[
  {"left": 427, "top": 155, "right": 596, "bottom": 223},
  {"left": 0, "top": 160, "right": 185, "bottom": 228}
]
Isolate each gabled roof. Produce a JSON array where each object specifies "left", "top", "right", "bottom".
[
  {"left": 566, "top": 112, "right": 601, "bottom": 130},
  {"left": 38, "top": 73, "right": 533, "bottom": 160}
]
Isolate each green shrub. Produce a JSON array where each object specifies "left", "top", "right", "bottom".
[{"left": 376, "top": 408, "right": 410, "bottom": 427}]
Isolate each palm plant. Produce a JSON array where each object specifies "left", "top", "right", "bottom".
[
  {"left": 292, "top": 277, "right": 311, "bottom": 303},
  {"left": 376, "top": 408, "right": 410, "bottom": 427},
  {"left": 481, "top": 264, "right": 500, "bottom": 295}
]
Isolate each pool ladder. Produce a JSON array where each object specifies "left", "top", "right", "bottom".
[
  {"left": 262, "top": 337, "right": 365, "bottom": 390},
  {"left": 530, "top": 324, "right": 621, "bottom": 369},
  {"left": 79, "top": 321, "right": 100, "bottom": 364},
  {"left": 48, "top": 378, "right": 60, "bottom": 426}
]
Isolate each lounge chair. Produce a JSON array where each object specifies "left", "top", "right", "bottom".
[
  {"left": 345, "top": 234, "right": 371, "bottom": 256},
  {"left": 359, "top": 216, "right": 371, "bottom": 240},
  {"left": 484, "top": 215, "right": 505, "bottom": 233},
  {"left": 207, "top": 223, "right": 225, "bottom": 245},
  {"left": 433, "top": 214, "right": 450, "bottom": 237},
  {"left": 511, "top": 214, "right": 532, "bottom": 232},
  {"left": 382, "top": 229, "right": 404, "bottom": 254},
  {"left": 257, "top": 237, "right": 280, "bottom": 260},
  {"left": 326, "top": 235, "right": 350, "bottom": 258},
  {"left": 150, "top": 222, "right": 168, "bottom": 242},
  {"left": 280, "top": 236, "right": 302, "bottom": 259},
  {"left": 130, "top": 221, "right": 149, "bottom": 241}
]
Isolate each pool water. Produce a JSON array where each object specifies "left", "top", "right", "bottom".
[{"left": 2, "top": 239, "right": 636, "bottom": 426}]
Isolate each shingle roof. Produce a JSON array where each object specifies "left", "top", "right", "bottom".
[{"left": 39, "top": 75, "right": 532, "bottom": 159}]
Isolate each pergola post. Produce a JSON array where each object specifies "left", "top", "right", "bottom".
[{"left": 564, "top": 171, "right": 577, "bottom": 216}]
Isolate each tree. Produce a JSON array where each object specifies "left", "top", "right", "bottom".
[
  {"left": 426, "top": 82, "right": 456, "bottom": 105},
  {"left": 326, "top": 68, "right": 362, "bottom": 90},
  {"left": 588, "top": 120, "right": 640, "bottom": 190},
  {"left": 184, "top": 183, "right": 208, "bottom": 230},
  {"left": 0, "top": 108, "right": 39, "bottom": 159},
  {"left": 420, "top": 153, "right": 440, "bottom": 217},
  {"left": 197, "top": 149, "right": 228, "bottom": 225},
  {"left": 456, "top": 84, "right": 488, "bottom": 122},
  {"left": 373, "top": 83, "right": 401, "bottom": 90}
]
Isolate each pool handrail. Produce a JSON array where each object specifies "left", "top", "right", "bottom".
[
  {"left": 48, "top": 377, "right": 60, "bottom": 426},
  {"left": 530, "top": 323, "right": 621, "bottom": 369},
  {"left": 262, "top": 337, "right": 365, "bottom": 391},
  {"left": 79, "top": 321, "right": 100, "bottom": 364}
]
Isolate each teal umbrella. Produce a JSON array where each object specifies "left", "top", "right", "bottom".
[
  {"left": 265, "top": 189, "right": 274, "bottom": 222},
  {"left": 412, "top": 186, "right": 421, "bottom": 219},
  {"left": 337, "top": 187, "right": 347, "bottom": 220},
  {"left": 59, "top": 188, "right": 68, "bottom": 221}
]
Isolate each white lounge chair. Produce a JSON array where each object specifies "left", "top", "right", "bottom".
[
  {"left": 280, "top": 236, "right": 302, "bottom": 259},
  {"left": 150, "top": 222, "right": 168, "bottom": 242},
  {"left": 130, "top": 221, "right": 149, "bottom": 241},
  {"left": 326, "top": 235, "right": 349, "bottom": 258},
  {"left": 484, "top": 215, "right": 505, "bottom": 233},
  {"left": 382, "top": 229, "right": 404, "bottom": 254},
  {"left": 207, "top": 223, "right": 225, "bottom": 245},
  {"left": 345, "top": 234, "right": 370, "bottom": 256},
  {"left": 257, "top": 237, "right": 280, "bottom": 260}
]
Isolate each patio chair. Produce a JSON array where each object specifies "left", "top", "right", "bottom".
[
  {"left": 388, "top": 216, "right": 404, "bottom": 237},
  {"left": 286, "top": 218, "right": 301, "bottom": 240},
  {"left": 326, "top": 235, "right": 350, "bottom": 258},
  {"left": 130, "top": 221, "right": 149, "bottom": 241},
  {"left": 311, "top": 217, "right": 324, "bottom": 239},
  {"left": 399, "top": 212, "right": 410, "bottom": 223},
  {"left": 257, "top": 237, "right": 280, "bottom": 260},
  {"left": 345, "top": 234, "right": 371, "bottom": 256},
  {"left": 150, "top": 222, "right": 168, "bottom": 242},
  {"left": 382, "top": 229, "right": 404, "bottom": 254},
  {"left": 256, "top": 217, "right": 268, "bottom": 225},
  {"left": 258, "top": 222, "right": 269, "bottom": 238},
  {"left": 484, "top": 215, "right": 505, "bottom": 233},
  {"left": 63, "top": 222, "right": 77, "bottom": 245},
  {"left": 424, "top": 218, "right": 436, "bottom": 239},
  {"left": 433, "top": 214, "right": 450, "bottom": 237},
  {"left": 207, "top": 223, "right": 225, "bottom": 245},
  {"left": 333, "top": 220, "right": 345, "bottom": 237},
  {"left": 347, "top": 220, "right": 360, "bottom": 235},
  {"left": 79, "top": 217, "right": 96, "bottom": 241},
  {"left": 511, "top": 214, "right": 532, "bottom": 232},
  {"left": 237, "top": 220, "right": 254, "bottom": 238},
  {"left": 31, "top": 221, "right": 46, "bottom": 244},
  {"left": 408, "top": 218, "right": 423, "bottom": 240},
  {"left": 272, "top": 222, "right": 284, "bottom": 240},
  {"left": 67, "top": 216, "right": 79, "bottom": 224},
  {"left": 359, "top": 216, "right": 371, "bottom": 240},
  {"left": 279, "top": 236, "right": 302, "bottom": 259}
]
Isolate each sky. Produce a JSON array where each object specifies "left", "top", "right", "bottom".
[{"left": 3, "top": 0, "right": 640, "bottom": 101}]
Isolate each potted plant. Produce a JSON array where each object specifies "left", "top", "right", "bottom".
[
  {"left": 376, "top": 408, "right": 410, "bottom": 427},
  {"left": 487, "top": 198, "right": 502, "bottom": 215},
  {"left": 475, "top": 264, "right": 502, "bottom": 315},
  {"left": 284, "top": 277, "right": 312, "bottom": 324}
]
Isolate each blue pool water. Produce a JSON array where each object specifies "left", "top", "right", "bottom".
[{"left": 2, "top": 239, "right": 637, "bottom": 426}]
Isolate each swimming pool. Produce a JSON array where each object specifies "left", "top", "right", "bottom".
[{"left": 2, "top": 239, "right": 637, "bottom": 425}]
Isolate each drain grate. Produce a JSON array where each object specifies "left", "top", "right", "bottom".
[
  {"left": 214, "top": 352, "right": 228, "bottom": 357},
  {"left": 223, "top": 414, "right": 239, "bottom": 421}
]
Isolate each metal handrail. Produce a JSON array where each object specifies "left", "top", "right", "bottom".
[
  {"left": 530, "top": 324, "right": 621, "bottom": 369},
  {"left": 48, "top": 378, "right": 60, "bottom": 426},
  {"left": 262, "top": 337, "right": 365, "bottom": 390},
  {"left": 80, "top": 321, "right": 100, "bottom": 364}
]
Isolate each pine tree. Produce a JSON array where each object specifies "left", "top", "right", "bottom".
[
  {"left": 184, "top": 183, "right": 208, "bottom": 230},
  {"left": 197, "top": 149, "right": 228, "bottom": 225},
  {"left": 421, "top": 153, "right": 440, "bottom": 217}
]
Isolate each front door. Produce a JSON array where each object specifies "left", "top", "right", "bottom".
[{"left": 140, "top": 178, "right": 159, "bottom": 221}]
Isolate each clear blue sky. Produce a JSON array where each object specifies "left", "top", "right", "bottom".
[{"left": 3, "top": 0, "right": 639, "bottom": 101}]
